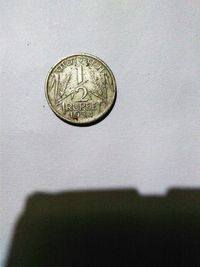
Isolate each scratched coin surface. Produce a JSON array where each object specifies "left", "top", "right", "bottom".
[{"left": 45, "top": 54, "right": 116, "bottom": 125}]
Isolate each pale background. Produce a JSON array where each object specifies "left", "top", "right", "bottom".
[{"left": 1, "top": 0, "right": 200, "bottom": 266}]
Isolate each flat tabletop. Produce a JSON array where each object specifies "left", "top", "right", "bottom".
[{"left": 1, "top": 1, "right": 200, "bottom": 266}]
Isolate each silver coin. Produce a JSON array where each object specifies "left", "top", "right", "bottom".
[{"left": 45, "top": 54, "right": 116, "bottom": 125}]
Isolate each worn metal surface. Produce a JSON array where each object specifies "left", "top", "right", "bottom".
[{"left": 46, "top": 54, "right": 116, "bottom": 125}]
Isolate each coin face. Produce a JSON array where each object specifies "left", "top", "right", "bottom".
[{"left": 45, "top": 54, "right": 116, "bottom": 125}]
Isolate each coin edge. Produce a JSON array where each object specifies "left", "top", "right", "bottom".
[{"left": 45, "top": 53, "right": 117, "bottom": 125}]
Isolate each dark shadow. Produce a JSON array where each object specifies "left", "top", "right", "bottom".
[{"left": 6, "top": 189, "right": 200, "bottom": 267}]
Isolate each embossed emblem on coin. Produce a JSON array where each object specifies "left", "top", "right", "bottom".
[{"left": 45, "top": 54, "right": 116, "bottom": 125}]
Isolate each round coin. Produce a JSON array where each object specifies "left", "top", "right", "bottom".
[{"left": 45, "top": 53, "right": 117, "bottom": 125}]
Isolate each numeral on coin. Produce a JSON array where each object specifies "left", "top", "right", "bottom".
[{"left": 76, "top": 65, "right": 83, "bottom": 84}]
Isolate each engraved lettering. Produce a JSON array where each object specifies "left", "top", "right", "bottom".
[
  {"left": 80, "top": 103, "right": 86, "bottom": 111},
  {"left": 92, "top": 103, "right": 98, "bottom": 111},
  {"left": 88, "top": 58, "right": 94, "bottom": 66},
  {"left": 66, "top": 103, "right": 73, "bottom": 111},
  {"left": 86, "top": 103, "right": 91, "bottom": 111},
  {"left": 78, "top": 57, "right": 83, "bottom": 63},
  {"left": 46, "top": 54, "right": 116, "bottom": 124},
  {"left": 73, "top": 103, "right": 79, "bottom": 111},
  {"left": 66, "top": 59, "right": 73, "bottom": 66}
]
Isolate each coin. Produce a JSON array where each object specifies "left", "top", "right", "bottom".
[{"left": 45, "top": 54, "right": 116, "bottom": 125}]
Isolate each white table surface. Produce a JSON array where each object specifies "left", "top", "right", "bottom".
[{"left": 1, "top": 0, "right": 200, "bottom": 266}]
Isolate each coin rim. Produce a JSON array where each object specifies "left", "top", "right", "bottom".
[{"left": 45, "top": 53, "right": 117, "bottom": 125}]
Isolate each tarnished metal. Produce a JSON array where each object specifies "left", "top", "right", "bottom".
[{"left": 45, "top": 54, "right": 116, "bottom": 125}]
